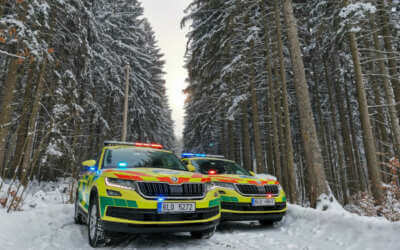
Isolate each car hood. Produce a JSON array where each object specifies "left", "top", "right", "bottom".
[
  {"left": 101, "top": 168, "right": 210, "bottom": 184},
  {"left": 210, "top": 174, "right": 279, "bottom": 185}
]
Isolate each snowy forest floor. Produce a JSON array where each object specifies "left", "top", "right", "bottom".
[{"left": 0, "top": 180, "right": 400, "bottom": 250}]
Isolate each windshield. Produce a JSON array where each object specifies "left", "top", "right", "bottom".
[
  {"left": 191, "top": 159, "right": 251, "bottom": 176},
  {"left": 101, "top": 148, "right": 186, "bottom": 171}
]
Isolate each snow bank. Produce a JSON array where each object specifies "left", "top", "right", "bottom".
[
  {"left": 1, "top": 203, "right": 399, "bottom": 249},
  {"left": 1, "top": 180, "right": 399, "bottom": 249}
]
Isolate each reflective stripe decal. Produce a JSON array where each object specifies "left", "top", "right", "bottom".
[
  {"left": 156, "top": 177, "right": 171, "bottom": 183},
  {"left": 114, "top": 174, "right": 143, "bottom": 181},
  {"left": 201, "top": 177, "right": 211, "bottom": 183},
  {"left": 104, "top": 169, "right": 152, "bottom": 177},
  {"left": 79, "top": 200, "right": 89, "bottom": 211},
  {"left": 99, "top": 196, "right": 138, "bottom": 217},
  {"left": 215, "top": 178, "right": 239, "bottom": 183},
  {"left": 209, "top": 198, "right": 221, "bottom": 207},
  {"left": 221, "top": 196, "right": 239, "bottom": 202},
  {"left": 156, "top": 177, "right": 191, "bottom": 184}
]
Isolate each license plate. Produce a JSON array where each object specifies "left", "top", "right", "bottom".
[
  {"left": 252, "top": 198, "right": 275, "bottom": 207},
  {"left": 158, "top": 202, "right": 196, "bottom": 213}
]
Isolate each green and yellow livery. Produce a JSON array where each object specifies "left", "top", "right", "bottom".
[
  {"left": 75, "top": 142, "right": 220, "bottom": 247},
  {"left": 181, "top": 153, "right": 287, "bottom": 224}
]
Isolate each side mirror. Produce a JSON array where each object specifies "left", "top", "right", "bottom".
[
  {"left": 82, "top": 160, "right": 97, "bottom": 172},
  {"left": 249, "top": 171, "right": 256, "bottom": 176},
  {"left": 187, "top": 164, "right": 196, "bottom": 172},
  {"left": 82, "top": 160, "right": 96, "bottom": 167}
]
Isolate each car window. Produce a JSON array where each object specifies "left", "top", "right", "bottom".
[
  {"left": 101, "top": 148, "right": 186, "bottom": 171},
  {"left": 191, "top": 159, "right": 250, "bottom": 175}
]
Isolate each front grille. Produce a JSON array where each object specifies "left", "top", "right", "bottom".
[
  {"left": 106, "top": 206, "right": 219, "bottom": 221},
  {"left": 221, "top": 202, "right": 286, "bottom": 211},
  {"left": 137, "top": 182, "right": 205, "bottom": 198},
  {"left": 235, "top": 184, "right": 279, "bottom": 195}
]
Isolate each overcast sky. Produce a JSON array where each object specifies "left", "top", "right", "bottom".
[{"left": 141, "top": 0, "right": 190, "bottom": 139}]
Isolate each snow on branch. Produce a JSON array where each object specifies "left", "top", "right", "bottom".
[
  {"left": 0, "top": 49, "right": 25, "bottom": 59},
  {"left": 227, "top": 94, "right": 248, "bottom": 121},
  {"left": 339, "top": 3, "right": 376, "bottom": 33}
]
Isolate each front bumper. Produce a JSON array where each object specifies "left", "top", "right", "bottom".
[
  {"left": 98, "top": 183, "right": 221, "bottom": 230},
  {"left": 103, "top": 219, "right": 219, "bottom": 233},
  {"left": 222, "top": 212, "right": 285, "bottom": 221},
  {"left": 99, "top": 193, "right": 221, "bottom": 232},
  {"left": 221, "top": 201, "right": 287, "bottom": 221},
  {"left": 105, "top": 206, "right": 219, "bottom": 222}
]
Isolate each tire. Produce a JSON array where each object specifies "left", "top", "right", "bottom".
[
  {"left": 259, "top": 216, "right": 283, "bottom": 226},
  {"left": 190, "top": 225, "right": 216, "bottom": 239},
  {"left": 74, "top": 191, "right": 84, "bottom": 225},
  {"left": 88, "top": 194, "right": 110, "bottom": 248}
]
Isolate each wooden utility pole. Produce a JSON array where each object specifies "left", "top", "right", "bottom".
[{"left": 122, "top": 64, "right": 130, "bottom": 142}]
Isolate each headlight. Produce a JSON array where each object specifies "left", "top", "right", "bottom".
[
  {"left": 213, "top": 182, "right": 235, "bottom": 190},
  {"left": 105, "top": 177, "right": 136, "bottom": 190},
  {"left": 205, "top": 182, "right": 216, "bottom": 192}
]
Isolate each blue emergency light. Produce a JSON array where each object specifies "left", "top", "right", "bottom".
[
  {"left": 181, "top": 153, "right": 225, "bottom": 159},
  {"left": 117, "top": 161, "right": 128, "bottom": 168},
  {"left": 181, "top": 153, "right": 206, "bottom": 158}
]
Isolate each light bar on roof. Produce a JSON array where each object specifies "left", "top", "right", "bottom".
[
  {"left": 135, "top": 143, "right": 163, "bottom": 149},
  {"left": 104, "top": 141, "right": 135, "bottom": 146},
  {"left": 206, "top": 154, "right": 225, "bottom": 159},
  {"left": 181, "top": 153, "right": 225, "bottom": 159},
  {"left": 181, "top": 153, "right": 205, "bottom": 158},
  {"left": 104, "top": 141, "right": 163, "bottom": 149}
]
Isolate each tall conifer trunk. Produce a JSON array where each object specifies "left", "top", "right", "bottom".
[
  {"left": 241, "top": 101, "right": 251, "bottom": 171},
  {"left": 10, "top": 63, "right": 36, "bottom": 179},
  {"left": 377, "top": 0, "right": 400, "bottom": 105},
  {"left": 344, "top": 0, "right": 383, "bottom": 203},
  {"left": 248, "top": 40, "right": 265, "bottom": 173},
  {"left": 282, "top": 0, "right": 330, "bottom": 207},
  {"left": 0, "top": 58, "right": 20, "bottom": 176},
  {"left": 227, "top": 121, "right": 235, "bottom": 160},
  {"left": 272, "top": 0, "right": 297, "bottom": 202},
  {"left": 20, "top": 60, "right": 47, "bottom": 186},
  {"left": 271, "top": 66, "right": 282, "bottom": 181},
  {"left": 370, "top": 15, "right": 400, "bottom": 158}
]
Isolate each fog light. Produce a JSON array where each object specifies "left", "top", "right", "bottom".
[{"left": 106, "top": 189, "right": 121, "bottom": 196}]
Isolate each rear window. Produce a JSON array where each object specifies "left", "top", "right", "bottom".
[
  {"left": 191, "top": 159, "right": 250, "bottom": 176},
  {"left": 101, "top": 148, "right": 186, "bottom": 171}
]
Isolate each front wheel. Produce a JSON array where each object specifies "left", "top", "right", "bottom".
[
  {"left": 88, "top": 196, "right": 109, "bottom": 247},
  {"left": 259, "top": 216, "right": 283, "bottom": 226},
  {"left": 190, "top": 225, "right": 216, "bottom": 239}
]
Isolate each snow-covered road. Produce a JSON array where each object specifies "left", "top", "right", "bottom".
[{"left": 1, "top": 202, "right": 399, "bottom": 250}]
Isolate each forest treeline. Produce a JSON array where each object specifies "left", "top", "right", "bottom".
[
  {"left": 0, "top": 0, "right": 176, "bottom": 191},
  {"left": 182, "top": 0, "right": 400, "bottom": 208}
]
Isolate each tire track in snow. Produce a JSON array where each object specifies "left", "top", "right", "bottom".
[{"left": 1, "top": 204, "right": 400, "bottom": 250}]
